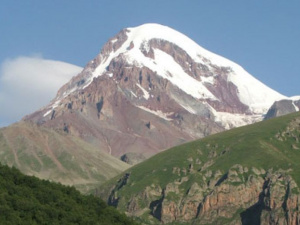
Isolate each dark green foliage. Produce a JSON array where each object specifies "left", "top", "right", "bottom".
[{"left": 0, "top": 164, "right": 137, "bottom": 225}]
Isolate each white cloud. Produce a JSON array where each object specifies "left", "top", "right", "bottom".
[{"left": 0, "top": 55, "right": 83, "bottom": 127}]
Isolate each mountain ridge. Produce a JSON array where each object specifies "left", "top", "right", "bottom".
[{"left": 0, "top": 121, "right": 129, "bottom": 193}]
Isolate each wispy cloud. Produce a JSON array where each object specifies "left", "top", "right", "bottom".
[{"left": 0, "top": 55, "right": 82, "bottom": 127}]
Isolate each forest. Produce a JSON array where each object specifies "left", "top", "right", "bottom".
[{"left": 0, "top": 164, "right": 137, "bottom": 225}]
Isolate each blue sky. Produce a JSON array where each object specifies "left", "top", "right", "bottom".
[{"left": 1, "top": 1, "right": 300, "bottom": 126}]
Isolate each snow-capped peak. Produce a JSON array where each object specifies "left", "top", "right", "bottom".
[
  {"left": 89, "top": 23, "right": 285, "bottom": 113},
  {"left": 49, "top": 23, "right": 286, "bottom": 118},
  {"left": 91, "top": 23, "right": 237, "bottom": 79},
  {"left": 126, "top": 23, "right": 238, "bottom": 67}
]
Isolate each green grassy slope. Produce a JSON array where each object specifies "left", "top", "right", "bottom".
[
  {"left": 99, "top": 112, "right": 300, "bottom": 224},
  {"left": 102, "top": 112, "right": 300, "bottom": 193},
  {"left": 0, "top": 164, "right": 137, "bottom": 225},
  {"left": 0, "top": 121, "right": 130, "bottom": 193}
]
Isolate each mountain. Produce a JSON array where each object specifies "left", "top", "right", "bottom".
[
  {"left": 99, "top": 112, "right": 300, "bottom": 225},
  {"left": 24, "top": 23, "right": 286, "bottom": 162},
  {"left": 0, "top": 164, "right": 137, "bottom": 225},
  {"left": 0, "top": 121, "right": 129, "bottom": 193}
]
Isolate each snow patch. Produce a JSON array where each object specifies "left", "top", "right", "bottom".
[
  {"left": 111, "top": 39, "right": 118, "bottom": 44},
  {"left": 289, "top": 96, "right": 300, "bottom": 111},
  {"left": 126, "top": 49, "right": 217, "bottom": 100},
  {"left": 292, "top": 102, "right": 299, "bottom": 111},
  {"left": 62, "top": 86, "right": 78, "bottom": 99},
  {"left": 43, "top": 110, "right": 52, "bottom": 117},
  {"left": 201, "top": 76, "right": 214, "bottom": 84},
  {"left": 289, "top": 96, "right": 300, "bottom": 101},
  {"left": 227, "top": 65, "right": 285, "bottom": 114},
  {"left": 136, "top": 83, "right": 149, "bottom": 99},
  {"left": 43, "top": 100, "right": 61, "bottom": 117},
  {"left": 141, "top": 40, "right": 150, "bottom": 53},
  {"left": 179, "top": 103, "right": 197, "bottom": 114},
  {"left": 198, "top": 101, "right": 263, "bottom": 129},
  {"left": 137, "top": 106, "right": 173, "bottom": 121},
  {"left": 153, "top": 49, "right": 217, "bottom": 100},
  {"left": 214, "top": 112, "right": 263, "bottom": 130},
  {"left": 130, "top": 91, "right": 137, "bottom": 98}
]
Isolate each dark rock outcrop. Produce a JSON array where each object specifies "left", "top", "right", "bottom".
[
  {"left": 120, "top": 152, "right": 146, "bottom": 165},
  {"left": 104, "top": 166, "right": 300, "bottom": 225},
  {"left": 265, "top": 100, "right": 298, "bottom": 120}
]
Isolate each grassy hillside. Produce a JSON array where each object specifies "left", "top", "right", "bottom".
[
  {"left": 0, "top": 121, "right": 130, "bottom": 193},
  {"left": 0, "top": 164, "right": 137, "bottom": 225},
  {"left": 99, "top": 112, "right": 300, "bottom": 224}
]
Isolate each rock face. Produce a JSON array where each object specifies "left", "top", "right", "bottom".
[
  {"left": 104, "top": 166, "right": 300, "bottom": 225},
  {"left": 24, "top": 23, "right": 285, "bottom": 159},
  {"left": 120, "top": 152, "right": 146, "bottom": 165},
  {"left": 265, "top": 99, "right": 300, "bottom": 120},
  {"left": 99, "top": 112, "right": 300, "bottom": 224}
]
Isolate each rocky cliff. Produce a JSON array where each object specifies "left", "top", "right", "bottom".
[
  {"left": 265, "top": 99, "right": 300, "bottom": 120},
  {"left": 107, "top": 166, "right": 300, "bottom": 225},
  {"left": 99, "top": 112, "right": 300, "bottom": 224}
]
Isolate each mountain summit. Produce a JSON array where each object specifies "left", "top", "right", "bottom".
[{"left": 25, "top": 23, "right": 286, "bottom": 160}]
